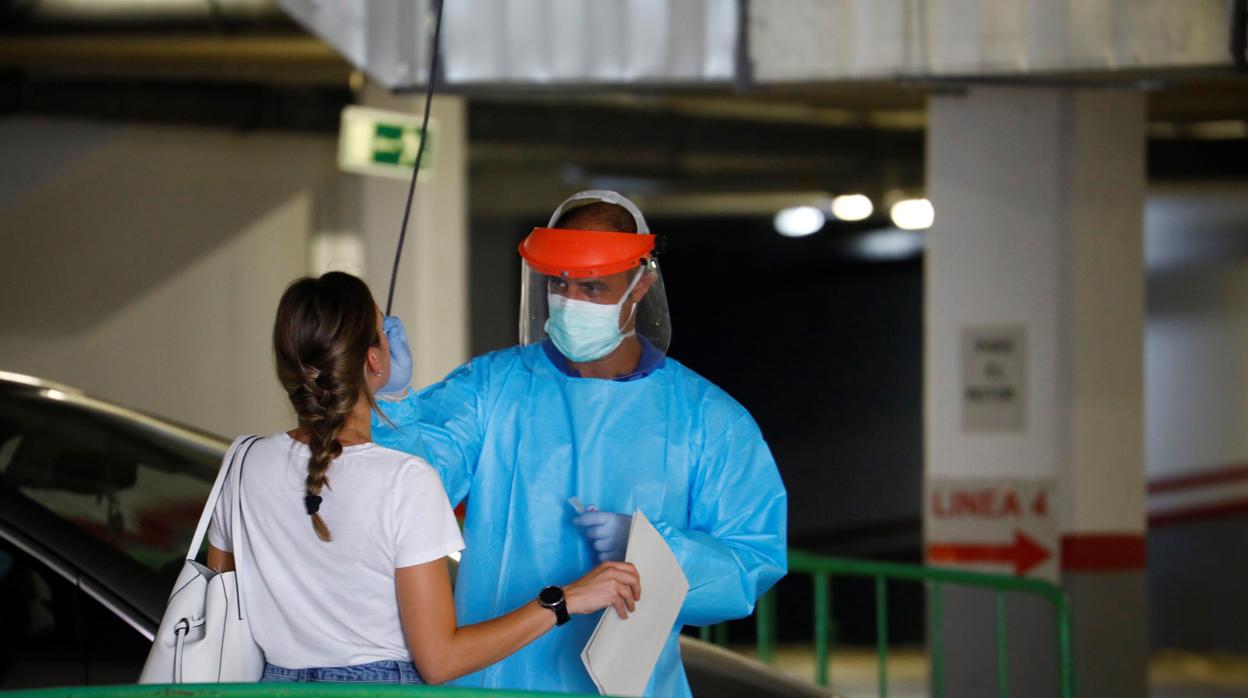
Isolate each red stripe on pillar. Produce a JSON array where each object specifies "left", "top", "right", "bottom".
[{"left": 1060, "top": 533, "right": 1146, "bottom": 572}]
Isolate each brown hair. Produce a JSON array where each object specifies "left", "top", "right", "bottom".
[{"left": 272, "top": 271, "right": 381, "bottom": 542}]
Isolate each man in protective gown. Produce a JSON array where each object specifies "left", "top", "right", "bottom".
[{"left": 374, "top": 190, "right": 787, "bottom": 697}]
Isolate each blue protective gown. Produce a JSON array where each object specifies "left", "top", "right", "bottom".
[{"left": 373, "top": 341, "right": 787, "bottom": 697}]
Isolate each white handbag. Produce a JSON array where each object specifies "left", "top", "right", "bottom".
[{"left": 140, "top": 435, "right": 265, "bottom": 683}]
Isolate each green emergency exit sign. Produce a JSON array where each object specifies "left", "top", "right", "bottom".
[{"left": 338, "top": 105, "right": 436, "bottom": 180}]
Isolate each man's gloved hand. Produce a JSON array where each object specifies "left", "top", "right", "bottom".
[
  {"left": 572, "top": 511, "right": 631, "bottom": 562},
  {"left": 380, "top": 316, "right": 413, "bottom": 395}
]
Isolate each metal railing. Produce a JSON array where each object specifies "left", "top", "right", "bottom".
[
  {"left": 702, "top": 550, "right": 1076, "bottom": 698},
  {"left": 3, "top": 555, "right": 1074, "bottom": 698}
]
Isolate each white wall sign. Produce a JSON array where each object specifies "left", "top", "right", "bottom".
[
  {"left": 962, "top": 324, "right": 1026, "bottom": 432},
  {"left": 926, "top": 477, "right": 1058, "bottom": 582},
  {"left": 338, "top": 105, "right": 436, "bottom": 181}
]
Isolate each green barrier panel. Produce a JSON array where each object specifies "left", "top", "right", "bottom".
[
  {"left": 755, "top": 587, "right": 777, "bottom": 664},
  {"left": 18, "top": 551, "right": 1074, "bottom": 698},
  {"left": 930, "top": 581, "right": 945, "bottom": 698},
  {"left": 996, "top": 590, "right": 1009, "bottom": 698},
  {"left": 707, "top": 550, "right": 1077, "bottom": 698},
  {"left": 1, "top": 684, "right": 598, "bottom": 698},
  {"left": 813, "top": 572, "right": 829, "bottom": 687},
  {"left": 875, "top": 576, "right": 888, "bottom": 698}
]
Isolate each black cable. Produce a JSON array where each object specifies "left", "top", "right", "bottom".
[
  {"left": 1233, "top": 0, "right": 1248, "bottom": 72},
  {"left": 385, "top": 0, "right": 446, "bottom": 316}
]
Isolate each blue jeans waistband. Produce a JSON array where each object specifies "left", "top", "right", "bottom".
[{"left": 261, "top": 659, "right": 424, "bottom": 684}]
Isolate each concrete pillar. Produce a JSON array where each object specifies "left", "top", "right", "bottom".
[
  {"left": 355, "top": 84, "right": 469, "bottom": 387},
  {"left": 925, "top": 87, "right": 1147, "bottom": 697},
  {"left": 311, "top": 172, "right": 367, "bottom": 278}
]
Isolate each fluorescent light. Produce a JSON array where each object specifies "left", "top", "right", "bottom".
[
  {"left": 889, "top": 198, "right": 934, "bottom": 230},
  {"left": 774, "top": 206, "right": 826, "bottom": 237},
  {"left": 855, "top": 228, "right": 925, "bottom": 260},
  {"left": 831, "top": 194, "right": 874, "bottom": 222}
]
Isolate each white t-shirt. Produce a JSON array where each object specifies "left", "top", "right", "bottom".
[{"left": 208, "top": 432, "right": 464, "bottom": 669}]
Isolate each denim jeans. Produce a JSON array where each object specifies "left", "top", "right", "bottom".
[{"left": 261, "top": 660, "right": 424, "bottom": 684}]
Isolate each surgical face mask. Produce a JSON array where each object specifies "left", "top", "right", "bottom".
[{"left": 545, "top": 270, "right": 643, "bottom": 363}]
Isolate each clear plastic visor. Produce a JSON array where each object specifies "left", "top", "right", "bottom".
[{"left": 519, "top": 258, "right": 671, "bottom": 355}]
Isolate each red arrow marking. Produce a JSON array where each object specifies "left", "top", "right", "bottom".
[{"left": 927, "top": 530, "right": 1051, "bottom": 576}]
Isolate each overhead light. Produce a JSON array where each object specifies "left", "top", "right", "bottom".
[
  {"left": 774, "top": 206, "right": 826, "bottom": 237},
  {"left": 830, "top": 194, "right": 874, "bottom": 222},
  {"left": 889, "top": 198, "right": 934, "bottom": 230},
  {"left": 854, "top": 228, "right": 925, "bottom": 260}
]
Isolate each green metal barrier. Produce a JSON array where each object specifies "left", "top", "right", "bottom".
[
  {"left": 3, "top": 555, "right": 1072, "bottom": 698},
  {"left": 706, "top": 550, "right": 1076, "bottom": 698},
  {"left": 1, "top": 684, "right": 594, "bottom": 698}
]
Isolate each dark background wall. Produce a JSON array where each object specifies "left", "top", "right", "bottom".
[{"left": 1148, "top": 517, "right": 1248, "bottom": 652}]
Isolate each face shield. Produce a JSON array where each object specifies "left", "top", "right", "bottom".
[{"left": 518, "top": 191, "right": 671, "bottom": 356}]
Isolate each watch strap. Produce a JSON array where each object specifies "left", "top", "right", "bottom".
[
  {"left": 552, "top": 601, "right": 571, "bottom": 626},
  {"left": 539, "top": 586, "right": 571, "bottom": 626}
]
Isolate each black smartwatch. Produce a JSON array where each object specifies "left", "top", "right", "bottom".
[{"left": 538, "top": 586, "right": 571, "bottom": 626}]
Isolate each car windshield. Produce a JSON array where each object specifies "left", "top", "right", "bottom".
[{"left": 0, "top": 382, "right": 221, "bottom": 574}]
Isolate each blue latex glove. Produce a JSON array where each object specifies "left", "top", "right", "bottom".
[
  {"left": 572, "top": 510, "right": 631, "bottom": 562},
  {"left": 380, "top": 315, "right": 413, "bottom": 395}
]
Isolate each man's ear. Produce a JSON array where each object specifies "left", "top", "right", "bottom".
[{"left": 631, "top": 269, "right": 658, "bottom": 302}]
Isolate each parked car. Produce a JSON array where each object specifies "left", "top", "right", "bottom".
[
  {"left": 0, "top": 371, "right": 832, "bottom": 697},
  {"left": 0, "top": 371, "right": 223, "bottom": 688}
]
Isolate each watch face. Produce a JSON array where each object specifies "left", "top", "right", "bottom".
[{"left": 539, "top": 586, "right": 564, "bottom": 606}]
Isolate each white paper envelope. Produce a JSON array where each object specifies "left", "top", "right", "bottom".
[{"left": 581, "top": 511, "right": 689, "bottom": 697}]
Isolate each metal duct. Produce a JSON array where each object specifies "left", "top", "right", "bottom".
[
  {"left": 277, "top": 0, "right": 433, "bottom": 89},
  {"left": 276, "top": 0, "right": 737, "bottom": 90},
  {"left": 275, "top": 0, "right": 1240, "bottom": 90},
  {"left": 748, "top": 0, "right": 1235, "bottom": 83},
  {"left": 442, "top": 0, "right": 737, "bottom": 85}
]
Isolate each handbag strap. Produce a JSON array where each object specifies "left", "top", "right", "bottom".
[
  {"left": 185, "top": 435, "right": 259, "bottom": 562},
  {"left": 229, "top": 435, "right": 261, "bottom": 622}
]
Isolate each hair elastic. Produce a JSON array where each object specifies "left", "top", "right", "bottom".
[{"left": 304, "top": 495, "right": 323, "bottom": 515}]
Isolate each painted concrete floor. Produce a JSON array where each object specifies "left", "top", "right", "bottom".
[{"left": 738, "top": 645, "right": 1248, "bottom": 698}]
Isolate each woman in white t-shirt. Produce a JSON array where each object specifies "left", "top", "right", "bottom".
[{"left": 205, "top": 272, "right": 640, "bottom": 685}]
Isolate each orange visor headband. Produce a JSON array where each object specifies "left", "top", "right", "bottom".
[{"left": 518, "top": 227, "right": 656, "bottom": 279}]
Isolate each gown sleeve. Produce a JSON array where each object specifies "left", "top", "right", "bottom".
[
  {"left": 652, "top": 410, "right": 789, "bottom": 627},
  {"left": 375, "top": 359, "right": 489, "bottom": 508}
]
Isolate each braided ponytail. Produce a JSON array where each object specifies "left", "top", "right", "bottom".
[{"left": 274, "top": 273, "right": 383, "bottom": 543}]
